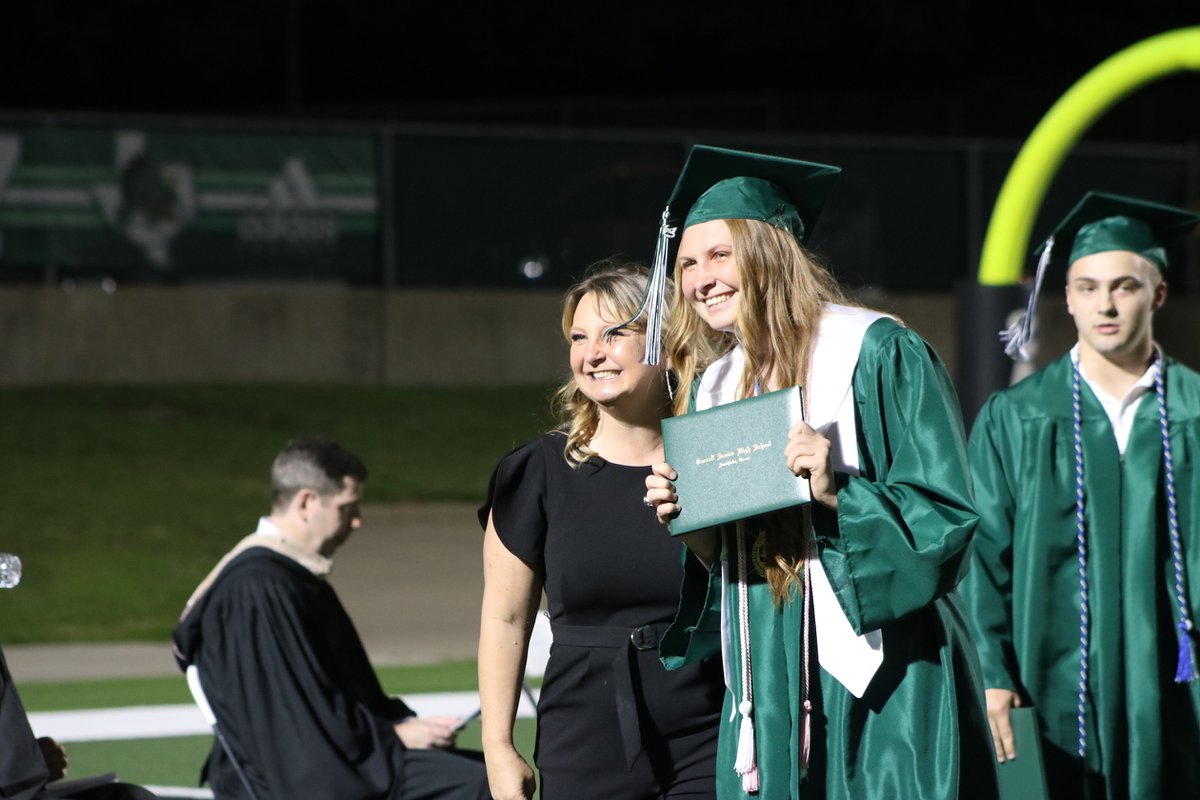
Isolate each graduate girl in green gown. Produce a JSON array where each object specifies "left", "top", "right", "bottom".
[{"left": 639, "top": 146, "right": 999, "bottom": 799}]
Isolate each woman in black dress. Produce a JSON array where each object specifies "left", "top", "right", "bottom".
[{"left": 477, "top": 263, "right": 724, "bottom": 800}]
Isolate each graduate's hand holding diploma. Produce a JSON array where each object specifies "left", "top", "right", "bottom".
[
  {"left": 645, "top": 463, "right": 718, "bottom": 568},
  {"left": 647, "top": 418, "right": 833, "bottom": 566},
  {"left": 785, "top": 420, "right": 838, "bottom": 510},
  {"left": 395, "top": 716, "right": 459, "bottom": 749},
  {"left": 985, "top": 688, "right": 1022, "bottom": 763}
]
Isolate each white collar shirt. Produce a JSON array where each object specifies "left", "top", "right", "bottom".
[{"left": 1071, "top": 344, "right": 1158, "bottom": 456}]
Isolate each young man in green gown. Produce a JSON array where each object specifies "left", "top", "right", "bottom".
[{"left": 964, "top": 192, "right": 1200, "bottom": 799}]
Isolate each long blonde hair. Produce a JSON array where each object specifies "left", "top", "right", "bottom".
[
  {"left": 553, "top": 261, "right": 678, "bottom": 466},
  {"left": 667, "top": 218, "right": 853, "bottom": 603}
]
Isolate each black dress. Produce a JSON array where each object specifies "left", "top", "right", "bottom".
[{"left": 480, "top": 432, "right": 723, "bottom": 800}]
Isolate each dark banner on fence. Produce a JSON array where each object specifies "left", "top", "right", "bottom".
[
  {"left": 0, "top": 125, "right": 379, "bottom": 282},
  {"left": 1, "top": 118, "right": 1194, "bottom": 292}
]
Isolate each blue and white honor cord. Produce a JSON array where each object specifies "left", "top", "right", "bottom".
[
  {"left": 1071, "top": 362, "right": 1091, "bottom": 760},
  {"left": 1071, "top": 352, "right": 1197, "bottom": 762}
]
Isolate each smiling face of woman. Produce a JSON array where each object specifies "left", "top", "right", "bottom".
[
  {"left": 677, "top": 218, "right": 741, "bottom": 333},
  {"left": 568, "top": 291, "right": 662, "bottom": 410}
]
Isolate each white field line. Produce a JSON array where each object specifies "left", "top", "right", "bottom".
[
  {"left": 143, "top": 788, "right": 213, "bottom": 799},
  {"left": 28, "top": 689, "right": 538, "bottom": 744}
]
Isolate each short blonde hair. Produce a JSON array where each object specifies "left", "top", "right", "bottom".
[{"left": 552, "top": 261, "right": 678, "bottom": 466}]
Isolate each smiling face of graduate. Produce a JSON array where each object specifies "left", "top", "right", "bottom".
[
  {"left": 1065, "top": 249, "right": 1165, "bottom": 367},
  {"left": 677, "top": 218, "right": 741, "bottom": 333}
]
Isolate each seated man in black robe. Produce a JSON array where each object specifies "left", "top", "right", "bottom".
[{"left": 172, "top": 436, "right": 489, "bottom": 800}]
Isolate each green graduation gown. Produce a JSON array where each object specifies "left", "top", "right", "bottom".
[
  {"left": 963, "top": 352, "right": 1200, "bottom": 799},
  {"left": 662, "top": 314, "right": 999, "bottom": 799}
]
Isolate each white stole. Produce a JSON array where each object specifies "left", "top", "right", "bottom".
[
  {"left": 698, "top": 304, "right": 885, "bottom": 698},
  {"left": 179, "top": 517, "right": 333, "bottom": 620}
]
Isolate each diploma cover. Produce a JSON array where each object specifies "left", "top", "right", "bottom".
[
  {"left": 997, "top": 707, "right": 1050, "bottom": 800},
  {"left": 662, "top": 386, "right": 810, "bottom": 536}
]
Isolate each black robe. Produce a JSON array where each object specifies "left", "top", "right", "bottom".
[{"left": 172, "top": 547, "right": 414, "bottom": 800}]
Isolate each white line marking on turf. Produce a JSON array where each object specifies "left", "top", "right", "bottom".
[
  {"left": 28, "top": 689, "right": 538, "bottom": 743},
  {"left": 144, "top": 787, "right": 214, "bottom": 799}
]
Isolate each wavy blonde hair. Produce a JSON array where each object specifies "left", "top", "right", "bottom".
[
  {"left": 553, "top": 261, "right": 677, "bottom": 466},
  {"left": 666, "top": 218, "right": 854, "bottom": 603}
]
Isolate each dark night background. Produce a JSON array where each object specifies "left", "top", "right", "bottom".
[
  {"left": 3, "top": 1, "right": 1197, "bottom": 142},
  {"left": 1, "top": 1, "right": 1197, "bottom": 295}
]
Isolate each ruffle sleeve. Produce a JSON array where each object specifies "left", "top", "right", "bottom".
[{"left": 478, "top": 434, "right": 554, "bottom": 574}]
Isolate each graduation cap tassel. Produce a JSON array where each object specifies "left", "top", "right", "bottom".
[
  {"left": 607, "top": 206, "right": 676, "bottom": 364},
  {"left": 642, "top": 207, "right": 676, "bottom": 365},
  {"left": 999, "top": 236, "right": 1054, "bottom": 361}
]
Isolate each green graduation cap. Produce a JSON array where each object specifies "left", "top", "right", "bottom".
[
  {"left": 1038, "top": 190, "right": 1200, "bottom": 271},
  {"left": 1001, "top": 191, "right": 1200, "bottom": 361},
  {"left": 667, "top": 146, "right": 841, "bottom": 243},
  {"left": 615, "top": 145, "right": 842, "bottom": 364}
]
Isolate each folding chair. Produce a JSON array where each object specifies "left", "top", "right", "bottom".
[{"left": 185, "top": 664, "right": 261, "bottom": 800}]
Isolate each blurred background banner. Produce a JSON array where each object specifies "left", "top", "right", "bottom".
[
  {"left": 4, "top": 119, "right": 1195, "bottom": 294},
  {"left": 0, "top": 123, "right": 379, "bottom": 282},
  {"left": 1, "top": 116, "right": 1197, "bottom": 396}
]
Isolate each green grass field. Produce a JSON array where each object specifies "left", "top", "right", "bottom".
[
  {"left": 0, "top": 385, "right": 557, "bottom": 643},
  {"left": 22, "top": 660, "right": 537, "bottom": 789},
  {"left": 61, "top": 722, "right": 539, "bottom": 789},
  {"left": 17, "top": 662, "right": 496, "bottom": 710}
]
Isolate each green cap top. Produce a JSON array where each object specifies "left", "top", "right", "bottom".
[
  {"left": 1036, "top": 191, "right": 1200, "bottom": 271},
  {"left": 1002, "top": 191, "right": 1198, "bottom": 362},
  {"left": 612, "top": 146, "right": 841, "bottom": 365},
  {"left": 667, "top": 146, "right": 841, "bottom": 242}
]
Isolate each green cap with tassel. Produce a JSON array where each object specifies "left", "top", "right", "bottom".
[
  {"left": 612, "top": 145, "right": 841, "bottom": 364},
  {"left": 1000, "top": 191, "right": 1199, "bottom": 361}
]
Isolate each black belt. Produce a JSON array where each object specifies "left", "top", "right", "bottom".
[{"left": 550, "top": 621, "right": 671, "bottom": 770}]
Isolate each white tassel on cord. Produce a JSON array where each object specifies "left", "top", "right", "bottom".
[
  {"left": 735, "top": 699, "right": 759, "bottom": 792},
  {"left": 734, "top": 522, "right": 760, "bottom": 793},
  {"left": 999, "top": 236, "right": 1054, "bottom": 361}
]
